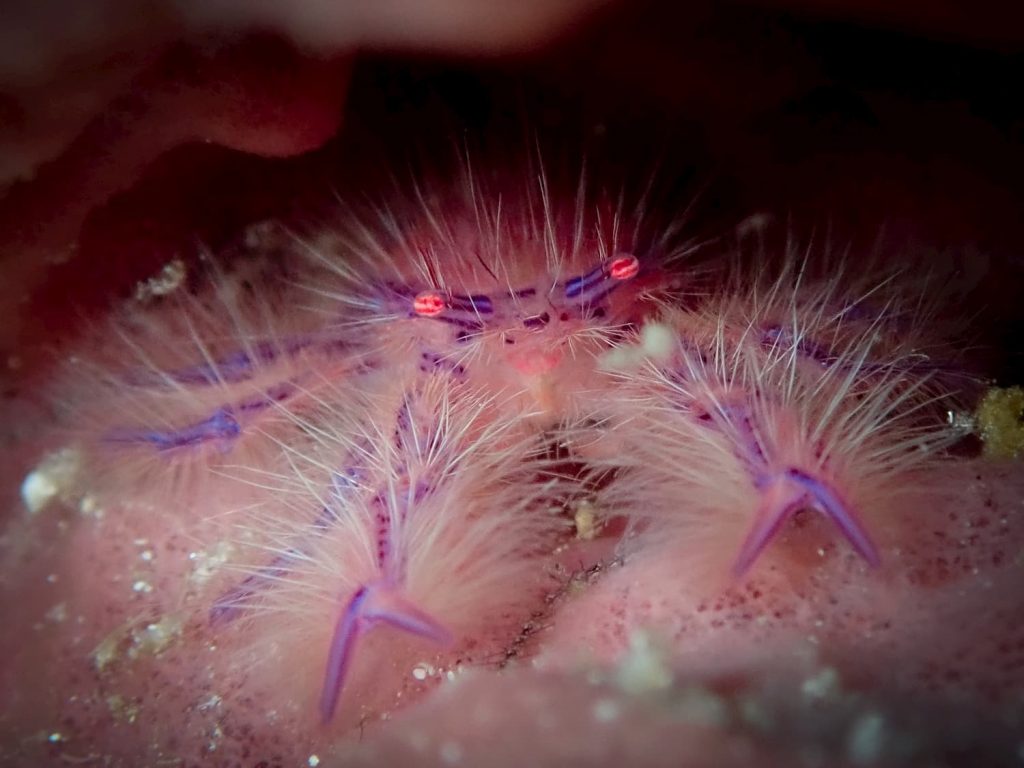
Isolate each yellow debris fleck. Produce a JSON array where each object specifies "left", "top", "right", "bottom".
[
  {"left": 976, "top": 386, "right": 1024, "bottom": 459},
  {"left": 573, "top": 499, "right": 601, "bottom": 541}
]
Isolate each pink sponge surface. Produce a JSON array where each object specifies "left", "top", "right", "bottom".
[{"left": 0, "top": 171, "right": 1020, "bottom": 767}]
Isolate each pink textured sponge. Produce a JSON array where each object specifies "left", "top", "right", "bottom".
[{"left": 2, "top": 157, "right": 1016, "bottom": 768}]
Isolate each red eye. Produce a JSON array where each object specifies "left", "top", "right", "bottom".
[
  {"left": 608, "top": 254, "right": 640, "bottom": 281},
  {"left": 413, "top": 291, "right": 446, "bottom": 317}
]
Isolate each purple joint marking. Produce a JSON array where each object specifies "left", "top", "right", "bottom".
[
  {"left": 761, "top": 324, "right": 947, "bottom": 376},
  {"left": 371, "top": 476, "right": 420, "bottom": 576},
  {"left": 319, "top": 583, "right": 451, "bottom": 723},
  {"left": 733, "top": 479, "right": 807, "bottom": 576},
  {"left": 153, "top": 334, "right": 352, "bottom": 388},
  {"left": 393, "top": 397, "right": 414, "bottom": 450},
  {"left": 383, "top": 394, "right": 444, "bottom": 575},
  {"left": 384, "top": 281, "right": 418, "bottom": 299},
  {"left": 448, "top": 293, "right": 494, "bottom": 314},
  {"left": 413, "top": 479, "right": 432, "bottom": 503},
  {"left": 130, "top": 337, "right": 325, "bottom": 388},
  {"left": 837, "top": 300, "right": 872, "bottom": 323},
  {"left": 430, "top": 314, "right": 484, "bottom": 332},
  {"left": 576, "top": 282, "right": 620, "bottom": 308},
  {"left": 208, "top": 554, "right": 293, "bottom": 626},
  {"left": 209, "top": 506, "right": 339, "bottom": 626},
  {"left": 564, "top": 261, "right": 610, "bottom": 299},
  {"left": 331, "top": 466, "right": 363, "bottom": 496},
  {"left": 105, "top": 407, "right": 240, "bottom": 451},
  {"left": 762, "top": 324, "right": 848, "bottom": 370},
  {"left": 365, "top": 601, "right": 452, "bottom": 645},
  {"left": 522, "top": 312, "right": 550, "bottom": 329},
  {"left": 106, "top": 376, "right": 304, "bottom": 453},
  {"left": 696, "top": 400, "right": 769, "bottom": 475},
  {"left": 732, "top": 467, "right": 881, "bottom": 576},
  {"left": 236, "top": 381, "right": 297, "bottom": 413},
  {"left": 211, "top": 469, "right": 361, "bottom": 627},
  {"left": 372, "top": 493, "right": 393, "bottom": 573},
  {"left": 785, "top": 467, "right": 881, "bottom": 567},
  {"left": 419, "top": 350, "right": 466, "bottom": 378},
  {"left": 730, "top": 408, "right": 768, "bottom": 470}
]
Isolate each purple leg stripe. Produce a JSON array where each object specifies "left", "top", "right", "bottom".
[
  {"left": 785, "top": 467, "right": 881, "bottom": 567},
  {"left": 320, "top": 586, "right": 370, "bottom": 723},
  {"left": 319, "top": 583, "right": 451, "bottom": 723},
  {"left": 733, "top": 469, "right": 881, "bottom": 577},
  {"left": 733, "top": 481, "right": 807, "bottom": 577}
]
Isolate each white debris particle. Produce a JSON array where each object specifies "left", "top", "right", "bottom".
[
  {"left": 132, "top": 580, "right": 153, "bottom": 594},
  {"left": 197, "top": 693, "right": 222, "bottom": 712},
  {"left": 106, "top": 694, "right": 140, "bottom": 723},
  {"left": 207, "top": 723, "right": 224, "bottom": 752},
  {"left": 46, "top": 574, "right": 58, "bottom": 584},
  {"left": 78, "top": 494, "right": 102, "bottom": 517},
  {"left": 22, "top": 470, "right": 58, "bottom": 514},
  {"left": 140, "top": 550, "right": 154, "bottom": 563},
  {"left": 307, "top": 755, "right": 321, "bottom": 767},
  {"left": 946, "top": 409, "right": 975, "bottom": 434},
  {"left": 444, "top": 664, "right": 465, "bottom": 682},
  {"left": 440, "top": 741, "right": 463, "bottom": 764},
  {"left": 93, "top": 631, "right": 121, "bottom": 671},
  {"left": 189, "top": 541, "right": 234, "bottom": 584},
  {"left": 802, "top": 667, "right": 840, "bottom": 700},
  {"left": 21, "top": 449, "right": 81, "bottom": 514},
  {"left": 736, "top": 212, "right": 773, "bottom": 238},
  {"left": 592, "top": 698, "right": 621, "bottom": 723},
  {"left": 47, "top": 731, "right": 64, "bottom": 743},
  {"left": 639, "top": 322, "right": 675, "bottom": 361},
  {"left": 599, "top": 322, "right": 677, "bottom": 371},
  {"left": 132, "top": 616, "right": 182, "bottom": 657},
  {"left": 95, "top": 615, "right": 185, "bottom": 670},
  {"left": 45, "top": 602, "right": 68, "bottom": 623},
  {"left": 134, "top": 258, "right": 187, "bottom": 301},
  {"left": 409, "top": 663, "right": 430, "bottom": 684},
  {"left": 847, "top": 712, "right": 886, "bottom": 765},
  {"left": 615, "top": 630, "right": 673, "bottom": 695}
]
